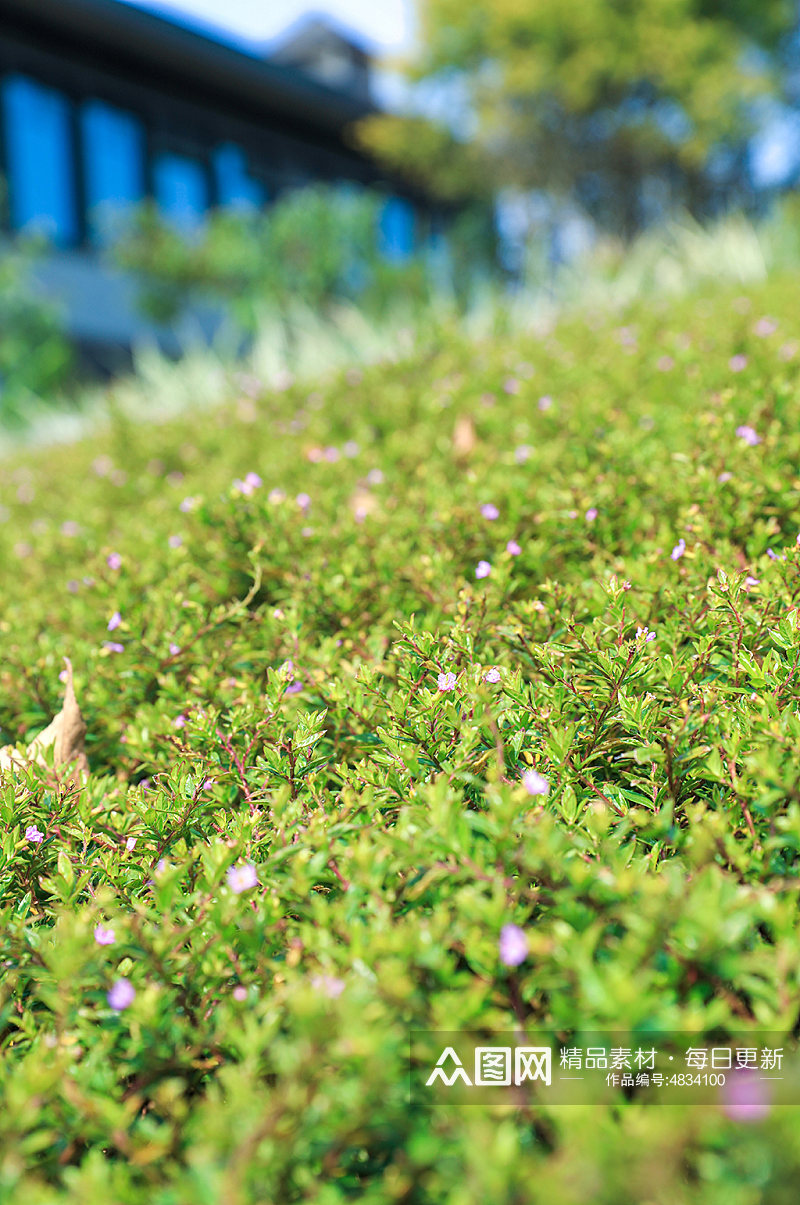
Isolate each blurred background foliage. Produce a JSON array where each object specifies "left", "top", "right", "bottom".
[{"left": 357, "top": 0, "right": 799, "bottom": 234}]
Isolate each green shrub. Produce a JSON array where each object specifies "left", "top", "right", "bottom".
[{"left": 1, "top": 270, "right": 800, "bottom": 1200}]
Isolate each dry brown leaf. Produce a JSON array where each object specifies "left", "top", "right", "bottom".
[
  {"left": 0, "top": 658, "right": 88, "bottom": 781},
  {"left": 452, "top": 415, "right": 476, "bottom": 461}
]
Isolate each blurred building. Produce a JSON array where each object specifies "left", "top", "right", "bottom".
[{"left": 0, "top": 0, "right": 430, "bottom": 368}]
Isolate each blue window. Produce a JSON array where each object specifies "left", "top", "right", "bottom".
[
  {"left": 2, "top": 74, "right": 78, "bottom": 245},
  {"left": 82, "top": 100, "right": 145, "bottom": 242},
  {"left": 378, "top": 196, "right": 416, "bottom": 262},
  {"left": 213, "top": 144, "right": 265, "bottom": 210},
  {"left": 154, "top": 153, "right": 209, "bottom": 231}
]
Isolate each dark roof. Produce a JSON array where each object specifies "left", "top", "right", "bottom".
[{"left": 0, "top": 0, "right": 378, "bottom": 135}]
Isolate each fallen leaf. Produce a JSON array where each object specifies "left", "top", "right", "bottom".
[
  {"left": 0, "top": 658, "right": 88, "bottom": 781},
  {"left": 452, "top": 415, "right": 476, "bottom": 461}
]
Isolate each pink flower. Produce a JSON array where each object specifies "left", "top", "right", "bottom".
[
  {"left": 484, "top": 667, "right": 501, "bottom": 683},
  {"left": 125, "top": 837, "right": 137, "bottom": 851},
  {"left": 499, "top": 923, "right": 528, "bottom": 967},
  {"left": 736, "top": 425, "right": 760, "bottom": 446},
  {"left": 585, "top": 508, "right": 598, "bottom": 522},
  {"left": 718, "top": 471, "right": 733, "bottom": 483},
  {"left": 475, "top": 560, "right": 491, "bottom": 579},
  {"left": 296, "top": 493, "right": 311, "bottom": 512},
  {"left": 366, "top": 469, "right": 384, "bottom": 485},
  {"left": 481, "top": 503, "right": 500, "bottom": 521},
  {"left": 503, "top": 377, "right": 520, "bottom": 395},
  {"left": 94, "top": 924, "right": 115, "bottom": 946},
  {"left": 107, "top": 978, "right": 135, "bottom": 1011},
  {"left": 753, "top": 317, "right": 777, "bottom": 337},
  {"left": 729, "top": 354, "right": 748, "bottom": 372},
  {"left": 107, "top": 611, "right": 122, "bottom": 632},
  {"left": 103, "top": 642, "right": 124, "bottom": 653},
  {"left": 179, "top": 496, "right": 197, "bottom": 513},
  {"left": 506, "top": 540, "right": 521, "bottom": 556},
  {"left": 514, "top": 445, "right": 531, "bottom": 464},
  {"left": 311, "top": 974, "right": 346, "bottom": 998},
  {"left": 244, "top": 472, "right": 263, "bottom": 490},
  {"left": 173, "top": 714, "right": 186, "bottom": 729},
  {"left": 671, "top": 538, "right": 686, "bottom": 561},
  {"left": 721, "top": 1069, "right": 771, "bottom": 1122},
  {"left": 25, "top": 825, "right": 44, "bottom": 843},
  {"left": 744, "top": 576, "right": 760, "bottom": 589},
  {"left": 323, "top": 447, "right": 340, "bottom": 463},
  {"left": 636, "top": 626, "right": 656, "bottom": 642},
  {"left": 169, "top": 643, "right": 181, "bottom": 656},
  {"left": 537, "top": 395, "right": 552, "bottom": 411},
  {"left": 168, "top": 534, "right": 183, "bottom": 549},
  {"left": 227, "top": 862, "right": 258, "bottom": 894},
  {"left": 437, "top": 672, "right": 457, "bottom": 692},
  {"left": 232, "top": 985, "right": 248, "bottom": 1001},
  {"left": 522, "top": 770, "right": 549, "bottom": 796},
  {"left": 106, "top": 552, "right": 122, "bottom": 570},
  {"left": 657, "top": 355, "right": 674, "bottom": 372}
]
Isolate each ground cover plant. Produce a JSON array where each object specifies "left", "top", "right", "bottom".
[{"left": 1, "top": 271, "right": 800, "bottom": 1202}]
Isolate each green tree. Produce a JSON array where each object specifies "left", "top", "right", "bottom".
[{"left": 356, "top": 0, "right": 796, "bottom": 234}]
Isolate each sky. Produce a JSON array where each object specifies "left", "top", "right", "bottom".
[{"left": 118, "top": 0, "right": 416, "bottom": 53}]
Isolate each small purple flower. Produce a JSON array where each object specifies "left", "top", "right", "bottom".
[
  {"left": 744, "top": 576, "right": 760, "bottom": 589},
  {"left": 537, "top": 395, "right": 552, "bottom": 411},
  {"left": 721, "top": 1069, "right": 771, "bottom": 1122},
  {"left": 718, "top": 471, "right": 733, "bottom": 483},
  {"left": 179, "top": 496, "right": 197, "bottom": 513},
  {"left": 107, "top": 611, "right": 122, "bottom": 632},
  {"left": 169, "top": 642, "right": 181, "bottom": 657},
  {"left": 168, "top": 534, "right": 183, "bottom": 549},
  {"left": 323, "top": 446, "right": 340, "bottom": 463},
  {"left": 506, "top": 539, "right": 521, "bottom": 556},
  {"left": 499, "top": 923, "right": 528, "bottom": 967},
  {"left": 657, "top": 355, "right": 674, "bottom": 372},
  {"left": 729, "top": 354, "right": 748, "bottom": 373},
  {"left": 736, "top": 425, "right": 760, "bottom": 446},
  {"left": 671, "top": 538, "right": 686, "bottom": 561},
  {"left": 766, "top": 547, "right": 783, "bottom": 561},
  {"left": 481, "top": 503, "right": 500, "bottom": 521},
  {"left": 94, "top": 924, "right": 115, "bottom": 946},
  {"left": 311, "top": 974, "right": 346, "bottom": 998},
  {"left": 484, "top": 667, "right": 501, "bottom": 683},
  {"left": 636, "top": 625, "right": 656, "bottom": 643},
  {"left": 522, "top": 770, "right": 549, "bottom": 796},
  {"left": 754, "top": 317, "right": 777, "bottom": 338},
  {"left": 173, "top": 714, "right": 186, "bottom": 729},
  {"left": 585, "top": 508, "right": 598, "bottom": 522},
  {"left": 232, "top": 985, "right": 248, "bottom": 1001},
  {"left": 107, "top": 978, "right": 135, "bottom": 1011},
  {"left": 227, "top": 862, "right": 258, "bottom": 894},
  {"left": 503, "top": 377, "right": 520, "bottom": 395},
  {"left": 61, "top": 520, "right": 80, "bottom": 538},
  {"left": 285, "top": 681, "right": 303, "bottom": 695},
  {"left": 25, "top": 825, "right": 44, "bottom": 844},
  {"left": 106, "top": 552, "right": 122, "bottom": 570},
  {"left": 366, "top": 469, "right": 384, "bottom": 485},
  {"left": 475, "top": 560, "right": 491, "bottom": 579},
  {"left": 437, "top": 671, "right": 457, "bottom": 692},
  {"left": 296, "top": 493, "right": 311, "bottom": 512},
  {"left": 514, "top": 445, "right": 531, "bottom": 464},
  {"left": 125, "top": 837, "right": 137, "bottom": 851},
  {"left": 103, "top": 642, "right": 124, "bottom": 653},
  {"left": 244, "top": 472, "right": 263, "bottom": 490}
]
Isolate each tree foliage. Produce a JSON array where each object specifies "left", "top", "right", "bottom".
[{"left": 356, "top": 0, "right": 796, "bottom": 232}]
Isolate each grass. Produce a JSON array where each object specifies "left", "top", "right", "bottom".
[{"left": 1, "top": 267, "right": 800, "bottom": 1201}]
